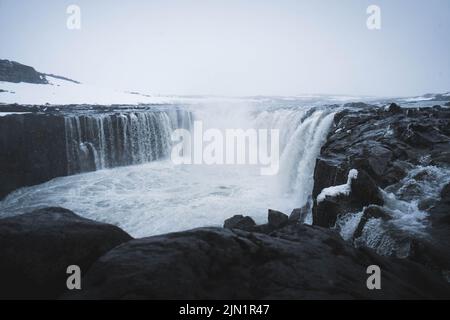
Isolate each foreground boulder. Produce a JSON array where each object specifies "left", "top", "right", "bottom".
[
  {"left": 0, "top": 207, "right": 132, "bottom": 299},
  {"left": 267, "top": 209, "right": 289, "bottom": 229},
  {"left": 223, "top": 215, "right": 256, "bottom": 231},
  {"left": 65, "top": 224, "right": 450, "bottom": 299}
]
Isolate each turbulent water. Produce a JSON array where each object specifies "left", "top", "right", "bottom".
[
  {"left": 0, "top": 100, "right": 336, "bottom": 237},
  {"left": 335, "top": 165, "right": 450, "bottom": 257}
]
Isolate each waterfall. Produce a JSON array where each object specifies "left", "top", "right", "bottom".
[
  {"left": 65, "top": 109, "right": 193, "bottom": 175},
  {"left": 253, "top": 107, "right": 336, "bottom": 220}
]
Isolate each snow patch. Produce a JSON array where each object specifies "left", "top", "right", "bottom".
[
  {"left": 0, "top": 76, "right": 202, "bottom": 105},
  {"left": 317, "top": 169, "right": 358, "bottom": 203},
  {"left": 0, "top": 112, "right": 31, "bottom": 117}
]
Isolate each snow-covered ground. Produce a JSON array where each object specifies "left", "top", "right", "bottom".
[
  {"left": 0, "top": 76, "right": 198, "bottom": 105},
  {"left": 1, "top": 74, "right": 448, "bottom": 108}
]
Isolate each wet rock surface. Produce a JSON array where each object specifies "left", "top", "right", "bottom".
[
  {"left": 0, "top": 113, "right": 68, "bottom": 199},
  {"left": 1, "top": 207, "right": 449, "bottom": 299},
  {"left": 0, "top": 207, "right": 132, "bottom": 299},
  {"left": 312, "top": 106, "right": 450, "bottom": 199},
  {"left": 65, "top": 217, "right": 449, "bottom": 300},
  {"left": 311, "top": 105, "right": 450, "bottom": 279}
]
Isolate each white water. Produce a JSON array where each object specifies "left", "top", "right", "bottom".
[
  {"left": 335, "top": 165, "right": 450, "bottom": 256},
  {"left": 0, "top": 102, "right": 336, "bottom": 237},
  {"left": 64, "top": 109, "right": 192, "bottom": 174}
]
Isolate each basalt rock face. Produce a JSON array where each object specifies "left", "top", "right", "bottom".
[
  {"left": 312, "top": 106, "right": 450, "bottom": 200},
  {"left": 65, "top": 223, "right": 450, "bottom": 300},
  {"left": 311, "top": 105, "right": 450, "bottom": 279},
  {"left": 0, "top": 113, "right": 68, "bottom": 199},
  {"left": 0, "top": 59, "right": 48, "bottom": 84},
  {"left": 2, "top": 208, "right": 449, "bottom": 300},
  {"left": 0, "top": 207, "right": 132, "bottom": 299},
  {"left": 311, "top": 106, "right": 450, "bottom": 227}
]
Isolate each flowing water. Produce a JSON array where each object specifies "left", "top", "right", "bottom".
[{"left": 0, "top": 100, "right": 337, "bottom": 237}]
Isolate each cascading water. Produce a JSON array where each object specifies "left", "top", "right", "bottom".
[
  {"left": 0, "top": 102, "right": 336, "bottom": 237},
  {"left": 253, "top": 107, "right": 336, "bottom": 222},
  {"left": 64, "top": 109, "right": 193, "bottom": 174}
]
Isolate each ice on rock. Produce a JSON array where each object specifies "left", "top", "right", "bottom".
[{"left": 317, "top": 169, "right": 358, "bottom": 203}]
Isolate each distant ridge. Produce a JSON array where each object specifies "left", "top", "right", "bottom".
[
  {"left": 0, "top": 59, "right": 79, "bottom": 85},
  {"left": 44, "top": 73, "right": 80, "bottom": 84}
]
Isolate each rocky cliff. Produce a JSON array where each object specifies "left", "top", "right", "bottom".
[
  {"left": 311, "top": 103, "right": 450, "bottom": 281},
  {"left": 0, "top": 207, "right": 448, "bottom": 299}
]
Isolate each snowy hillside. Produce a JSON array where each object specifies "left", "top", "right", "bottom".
[{"left": 0, "top": 75, "right": 183, "bottom": 105}]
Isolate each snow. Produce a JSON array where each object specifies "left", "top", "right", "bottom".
[
  {"left": 402, "top": 96, "right": 433, "bottom": 102},
  {"left": 317, "top": 169, "right": 358, "bottom": 203},
  {"left": 0, "top": 112, "right": 31, "bottom": 117},
  {"left": 0, "top": 76, "right": 197, "bottom": 106}
]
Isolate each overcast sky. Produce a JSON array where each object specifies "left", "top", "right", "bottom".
[{"left": 0, "top": 0, "right": 449, "bottom": 97}]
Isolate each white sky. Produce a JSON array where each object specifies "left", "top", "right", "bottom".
[{"left": 1, "top": 0, "right": 449, "bottom": 97}]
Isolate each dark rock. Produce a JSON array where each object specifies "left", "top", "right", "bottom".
[
  {"left": 365, "top": 145, "right": 393, "bottom": 176},
  {"left": 64, "top": 225, "right": 450, "bottom": 299},
  {"left": 445, "top": 102, "right": 450, "bottom": 107},
  {"left": 0, "top": 207, "right": 132, "bottom": 299},
  {"left": 223, "top": 215, "right": 256, "bottom": 231},
  {"left": 251, "top": 223, "right": 272, "bottom": 234},
  {"left": 386, "top": 103, "right": 402, "bottom": 114},
  {"left": 407, "top": 183, "right": 450, "bottom": 277},
  {"left": 431, "top": 151, "right": 450, "bottom": 166},
  {"left": 0, "top": 113, "right": 68, "bottom": 199},
  {"left": 440, "top": 183, "right": 450, "bottom": 201},
  {"left": 0, "top": 60, "right": 79, "bottom": 85},
  {"left": 401, "top": 123, "right": 449, "bottom": 148},
  {"left": 418, "top": 198, "right": 437, "bottom": 211},
  {"left": 268, "top": 209, "right": 289, "bottom": 229},
  {"left": 313, "top": 169, "right": 383, "bottom": 228},
  {"left": 311, "top": 106, "right": 450, "bottom": 265},
  {"left": 350, "top": 170, "right": 384, "bottom": 207},
  {"left": 313, "top": 196, "right": 349, "bottom": 228},
  {"left": 0, "top": 59, "right": 48, "bottom": 84},
  {"left": 429, "top": 184, "right": 450, "bottom": 230},
  {"left": 312, "top": 158, "right": 348, "bottom": 199},
  {"left": 353, "top": 205, "right": 391, "bottom": 239},
  {"left": 408, "top": 239, "right": 450, "bottom": 278},
  {"left": 312, "top": 107, "right": 450, "bottom": 201},
  {"left": 289, "top": 203, "right": 310, "bottom": 224},
  {"left": 342, "top": 102, "right": 374, "bottom": 109}
]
